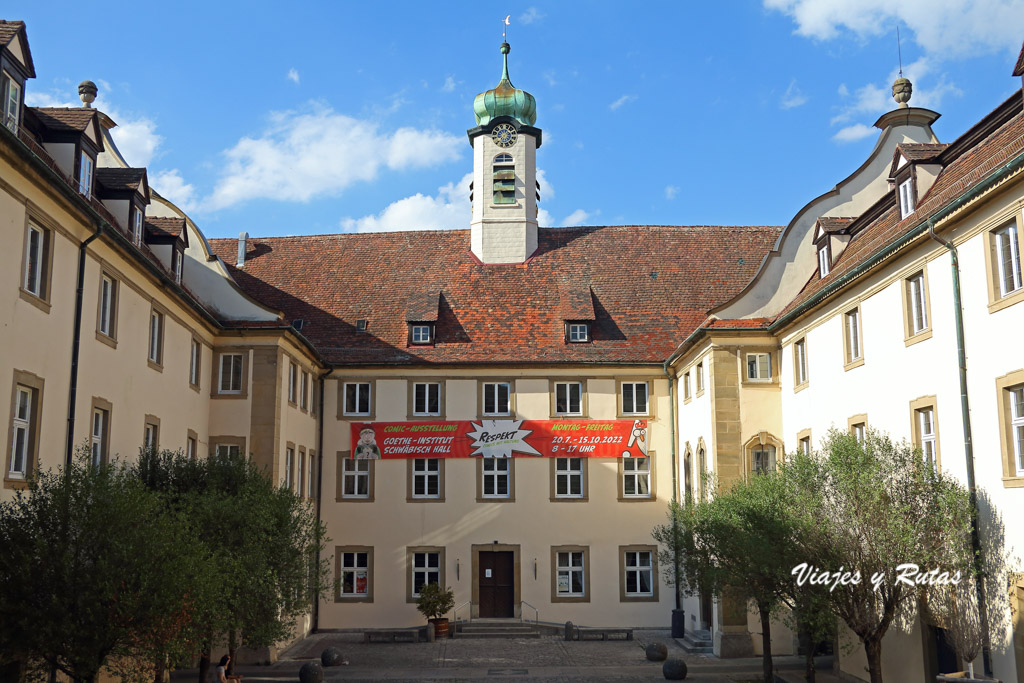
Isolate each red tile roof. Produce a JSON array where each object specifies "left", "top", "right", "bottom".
[
  {"left": 817, "top": 217, "right": 856, "bottom": 234},
  {"left": 895, "top": 143, "right": 948, "bottom": 163},
  {"left": 95, "top": 167, "right": 146, "bottom": 194},
  {"left": 0, "top": 20, "right": 33, "bottom": 77},
  {"left": 209, "top": 225, "right": 781, "bottom": 366},
  {"left": 778, "top": 94, "right": 1024, "bottom": 323},
  {"left": 405, "top": 292, "right": 440, "bottom": 322},
  {"left": 559, "top": 285, "right": 596, "bottom": 320},
  {"left": 31, "top": 107, "right": 99, "bottom": 134},
  {"left": 145, "top": 217, "right": 186, "bottom": 239}
]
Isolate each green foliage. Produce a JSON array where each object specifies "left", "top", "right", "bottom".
[{"left": 415, "top": 583, "right": 455, "bottom": 620}]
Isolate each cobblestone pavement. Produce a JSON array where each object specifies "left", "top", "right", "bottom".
[{"left": 171, "top": 629, "right": 832, "bottom": 683}]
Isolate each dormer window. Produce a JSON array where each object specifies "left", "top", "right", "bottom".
[
  {"left": 410, "top": 324, "right": 433, "bottom": 345},
  {"left": 2, "top": 71, "right": 21, "bottom": 132},
  {"left": 171, "top": 247, "right": 184, "bottom": 284},
  {"left": 78, "top": 152, "right": 94, "bottom": 199},
  {"left": 132, "top": 206, "right": 144, "bottom": 246},
  {"left": 493, "top": 154, "right": 515, "bottom": 204},
  {"left": 817, "top": 241, "right": 831, "bottom": 278},
  {"left": 898, "top": 178, "right": 915, "bottom": 219},
  {"left": 567, "top": 322, "right": 590, "bottom": 343}
]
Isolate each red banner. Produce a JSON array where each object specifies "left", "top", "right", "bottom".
[{"left": 349, "top": 419, "right": 648, "bottom": 459}]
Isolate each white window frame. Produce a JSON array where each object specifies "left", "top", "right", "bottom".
[
  {"left": 845, "top": 309, "right": 862, "bottom": 363},
  {"left": 556, "top": 551, "right": 585, "bottom": 597},
  {"left": 412, "top": 458, "right": 441, "bottom": 498},
  {"left": 695, "top": 362, "right": 704, "bottom": 393},
  {"left": 995, "top": 222, "right": 1023, "bottom": 297},
  {"left": 344, "top": 382, "right": 372, "bottom": 416},
  {"left": 189, "top": 339, "right": 201, "bottom": 386},
  {"left": 555, "top": 457, "right": 583, "bottom": 498},
  {"left": 215, "top": 444, "right": 241, "bottom": 458},
  {"left": 3, "top": 71, "right": 20, "bottom": 132},
  {"left": 907, "top": 272, "right": 928, "bottom": 335},
  {"left": 622, "top": 456, "right": 651, "bottom": 497},
  {"left": 342, "top": 458, "right": 370, "bottom": 498},
  {"left": 794, "top": 339, "right": 808, "bottom": 386},
  {"left": 482, "top": 457, "right": 510, "bottom": 498},
  {"left": 148, "top": 310, "right": 164, "bottom": 364},
  {"left": 186, "top": 436, "right": 197, "bottom": 460},
  {"left": 218, "top": 353, "right": 243, "bottom": 394},
  {"left": 411, "top": 551, "right": 441, "bottom": 597},
  {"left": 554, "top": 381, "right": 582, "bottom": 416},
  {"left": 799, "top": 437, "right": 811, "bottom": 455},
  {"left": 746, "top": 352, "right": 772, "bottom": 381},
  {"left": 411, "top": 325, "right": 431, "bottom": 344},
  {"left": 79, "top": 152, "right": 94, "bottom": 199},
  {"left": 98, "top": 274, "right": 116, "bottom": 337},
  {"left": 818, "top": 242, "right": 831, "bottom": 277},
  {"left": 90, "top": 408, "right": 107, "bottom": 467},
  {"left": 285, "top": 447, "right": 294, "bottom": 490},
  {"left": 413, "top": 382, "right": 441, "bottom": 416},
  {"left": 1010, "top": 386, "right": 1024, "bottom": 476},
  {"left": 752, "top": 445, "right": 776, "bottom": 474},
  {"left": 683, "top": 372, "right": 691, "bottom": 399},
  {"left": 567, "top": 323, "right": 589, "bottom": 343},
  {"left": 483, "top": 381, "right": 511, "bottom": 416},
  {"left": 172, "top": 248, "right": 183, "bottom": 284},
  {"left": 917, "top": 407, "right": 937, "bottom": 471},
  {"left": 23, "top": 223, "right": 46, "bottom": 298},
  {"left": 9, "top": 386, "right": 32, "bottom": 477},
  {"left": 288, "top": 362, "right": 297, "bottom": 403},
  {"left": 300, "top": 371, "right": 309, "bottom": 410},
  {"left": 144, "top": 422, "right": 158, "bottom": 451},
  {"left": 852, "top": 422, "right": 866, "bottom": 445},
  {"left": 622, "top": 382, "right": 648, "bottom": 415},
  {"left": 624, "top": 550, "right": 654, "bottom": 597},
  {"left": 340, "top": 551, "right": 369, "bottom": 596},
  {"left": 297, "top": 450, "right": 306, "bottom": 498},
  {"left": 307, "top": 453, "right": 315, "bottom": 499},
  {"left": 132, "top": 206, "right": 144, "bottom": 246},
  {"left": 899, "top": 178, "right": 915, "bottom": 219}
]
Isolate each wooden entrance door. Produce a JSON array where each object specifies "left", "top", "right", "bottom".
[
  {"left": 700, "top": 592, "right": 713, "bottom": 631},
  {"left": 478, "top": 551, "right": 514, "bottom": 618}
]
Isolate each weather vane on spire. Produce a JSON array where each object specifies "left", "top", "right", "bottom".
[
  {"left": 897, "top": 25, "right": 904, "bottom": 77},
  {"left": 502, "top": 14, "right": 510, "bottom": 42}
]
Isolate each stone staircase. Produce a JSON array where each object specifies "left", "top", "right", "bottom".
[
  {"left": 454, "top": 619, "right": 543, "bottom": 639},
  {"left": 678, "top": 628, "right": 713, "bottom": 654}
]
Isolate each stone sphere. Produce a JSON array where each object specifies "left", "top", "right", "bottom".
[
  {"left": 320, "top": 647, "right": 344, "bottom": 667},
  {"left": 662, "top": 657, "right": 688, "bottom": 680},
  {"left": 299, "top": 661, "right": 323, "bottom": 683},
  {"left": 646, "top": 641, "right": 668, "bottom": 661}
]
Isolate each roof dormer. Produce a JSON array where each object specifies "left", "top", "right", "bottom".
[
  {"left": 0, "top": 21, "right": 35, "bottom": 134},
  {"left": 889, "top": 143, "right": 947, "bottom": 220},
  {"left": 559, "top": 284, "right": 596, "bottom": 344},
  {"left": 29, "top": 106, "right": 105, "bottom": 198},
  {"left": 405, "top": 291, "right": 440, "bottom": 347},
  {"left": 145, "top": 217, "right": 189, "bottom": 283},
  {"left": 95, "top": 167, "right": 150, "bottom": 242},
  {"left": 812, "top": 217, "right": 855, "bottom": 279}
]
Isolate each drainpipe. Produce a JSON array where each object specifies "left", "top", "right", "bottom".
[
  {"left": 926, "top": 220, "right": 992, "bottom": 677},
  {"left": 65, "top": 227, "right": 104, "bottom": 466},
  {"left": 311, "top": 368, "right": 330, "bottom": 632},
  {"left": 663, "top": 358, "right": 682, "bottom": 612}
]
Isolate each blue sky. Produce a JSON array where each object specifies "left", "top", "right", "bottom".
[{"left": 18, "top": 1, "right": 1024, "bottom": 238}]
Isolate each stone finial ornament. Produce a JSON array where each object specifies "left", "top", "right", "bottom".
[
  {"left": 892, "top": 76, "right": 912, "bottom": 108},
  {"left": 78, "top": 80, "right": 97, "bottom": 107}
]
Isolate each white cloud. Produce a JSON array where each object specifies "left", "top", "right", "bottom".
[
  {"left": 665, "top": 185, "right": 680, "bottom": 200},
  {"left": 780, "top": 78, "right": 808, "bottom": 109},
  {"left": 150, "top": 169, "right": 199, "bottom": 212},
  {"left": 764, "top": 0, "right": 1024, "bottom": 59},
  {"left": 833, "top": 123, "right": 876, "bottom": 143},
  {"left": 561, "top": 209, "right": 592, "bottom": 227},
  {"left": 609, "top": 94, "right": 637, "bottom": 111},
  {"left": 837, "top": 83, "right": 850, "bottom": 97},
  {"left": 441, "top": 76, "right": 458, "bottom": 93},
  {"left": 205, "top": 104, "right": 462, "bottom": 210},
  {"left": 519, "top": 7, "right": 545, "bottom": 24},
  {"left": 340, "top": 173, "right": 472, "bottom": 233},
  {"left": 543, "top": 70, "right": 558, "bottom": 87},
  {"left": 287, "top": 68, "right": 300, "bottom": 84}
]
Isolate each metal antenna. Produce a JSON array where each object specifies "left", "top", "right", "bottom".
[
  {"left": 897, "top": 26, "right": 904, "bottom": 77},
  {"left": 503, "top": 14, "right": 510, "bottom": 42}
]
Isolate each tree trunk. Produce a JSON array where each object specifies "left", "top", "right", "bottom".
[
  {"left": 798, "top": 614, "right": 815, "bottom": 682},
  {"left": 197, "top": 646, "right": 211, "bottom": 683},
  {"left": 228, "top": 629, "right": 238, "bottom": 676},
  {"left": 864, "top": 637, "right": 884, "bottom": 683},
  {"left": 758, "top": 603, "right": 774, "bottom": 683},
  {"left": 154, "top": 658, "right": 165, "bottom": 683}
]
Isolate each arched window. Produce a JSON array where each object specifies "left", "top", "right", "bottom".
[
  {"left": 743, "top": 432, "right": 783, "bottom": 475},
  {"left": 493, "top": 155, "right": 515, "bottom": 204},
  {"left": 683, "top": 445, "right": 693, "bottom": 503},
  {"left": 697, "top": 444, "right": 707, "bottom": 501}
]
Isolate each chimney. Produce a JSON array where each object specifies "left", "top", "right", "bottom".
[{"left": 237, "top": 232, "right": 248, "bottom": 268}]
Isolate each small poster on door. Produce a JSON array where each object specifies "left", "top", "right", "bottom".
[{"left": 485, "top": 569, "right": 492, "bottom": 578}]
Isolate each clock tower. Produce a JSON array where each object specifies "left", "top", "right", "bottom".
[{"left": 467, "top": 41, "right": 542, "bottom": 264}]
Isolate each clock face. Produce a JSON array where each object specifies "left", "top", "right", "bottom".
[{"left": 491, "top": 123, "right": 518, "bottom": 148}]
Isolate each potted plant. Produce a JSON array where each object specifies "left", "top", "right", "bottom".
[{"left": 416, "top": 583, "right": 455, "bottom": 639}]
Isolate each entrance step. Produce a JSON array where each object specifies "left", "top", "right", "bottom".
[
  {"left": 679, "top": 628, "right": 713, "bottom": 654},
  {"left": 455, "top": 619, "right": 543, "bottom": 639}
]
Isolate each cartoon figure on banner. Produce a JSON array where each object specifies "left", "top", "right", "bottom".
[
  {"left": 622, "top": 419, "right": 648, "bottom": 458},
  {"left": 354, "top": 427, "right": 381, "bottom": 459}
]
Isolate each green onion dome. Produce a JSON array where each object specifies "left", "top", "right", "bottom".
[{"left": 473, "top": 42, "right": 537, "bottom": 127}]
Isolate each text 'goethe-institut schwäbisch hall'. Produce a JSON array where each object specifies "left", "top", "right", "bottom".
[{"left": 2, "top": 18, "right": 1024, "bottom": 682}]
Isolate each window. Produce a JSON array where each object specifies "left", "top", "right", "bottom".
[
  {"left": 90, "top": 406, "right": 108, "bottom": 467},
  {"left": 336, "top": 547, "right": 372, "bottom": 601},
  {"left": 215, "top": 444, "right": 241, "bottom": 458},
  {"left": 850, "top": 419, "right": 867, "bottom": 445},
  {"left": 307, "top": 452, "right": 315, "bottom": 499},
  {"left": 818, "top": 242, "right": 831, "bottom": 278},
  {"left": 411, "top": 324, "right": 432, "bottom": 344},
  {"left": 483, "top": 382, "right": 511, "bottom": 416},
  {"left": 3, "top": 71, "right": 21, "bottom": 132},
  {"left": 752, "top": 445, "right": 776, "bottom": 474},
  {"left": 996, "top": 372, "right": 1024, "bottom": 481},
  {"left": 794, "top": 339, "right": 808, "bottom": 387},
  {"left": 844, "top": 308, "right": 862, "bottom": 366},
  {"left": 683, "top": 372, "right": 691, "bottom": 400},
  {"left": 189, "top": 339, "right": 201, "bottom": 388},
  {"left": 994, "top": 221, "right": 1023, "bottom": 298},
  {"left": 186, "top": 434, "right": 197, "bottom": 460},
  {"left": 412, "top": 382, "right": 441, "bottom": 416},
  {"left": 218, "top": 354, "right": 243, "bottom": 394},
  {"left": 97, "top": 274, "right": 117, "bottom": 338},
  {"left": 300, "top": 371, "right": 309, "bottom": 411},
  {"left": 343, "top": 382, "right": 372, "bottom": 416},
  {"left": 555, "top": 550, "right": 586, "bottom": 598},
  {"left": 899, "top": 178, "right": 915, "bottom": 219},
  {"left": 552, "top": 457, "right": 586, "bottom": 500},
  {"left": 284, "top": 446, "right": 294, "bottom": 490},
  {"left": 554, "top": 381, "right": 582, "bottom": 416},
  {"left": 411, "top": 458, "right": 441, "bottom": 499},
  {"left": 567, "top": 323, "right": 589, "bottom": 343},
  {"left": 78, "top": 152, "right": 94, "bottom": 199},
  {"left": 697, "top": 446, "right": 707, "bottom": 502},
  {"left": 341, "top": 458, "right": 372, "bottom": 499},
  {"left": 410, "top": 550, "right": 441, "bottom": 598},
  {"left": 481, "top": 458, "right": 511, "bottom": 498},
  {"left": 621, "top": 382, "right": 648, "bottom": 415},
  {"left": 171, "top": 248, "right": 183, "bottom": 284},
  {"left": 493, "top": 157, "right": 516, "bottom": 204},
  {"left": 1010, "top": 385, "right": 1024, "bottom": 477},
  {"left": 23, "top": 222, "right": 50, "bottom": 300},
  {"left": 288, "top": 361, "right": 297, "bottom": 404},
  {"left": 797, "top": 429, "right": 812, "bottom": 456},
  {"left": 621, "top": 456, "right": 651, "bottom": 498},
  {"left": 148, "top": 309, "right": 164, "bottom": 366},
  {"left": 8, "top": 383, "right": 37, "bottom": 479},
  {"left": 143, "top": 419, "right": 159, "bottom": 452},
  {"left": 297, "top": 448, "right": 306, "bottom": 499},
  {"left": 695, "top": 362, "right": 704, "bottom": 393},
  {"left": 746, "top": 353, "right": 772, "bottom": 381},
  {"left": 917, "top": 407, "right": 937, "bottom": 471},
  {"left": 904, "top": 271, "right": 930, "bottom": 339},
  {"left": 131, "top": 206, "right": 144, "bottom": 246},
  {"left": 620, "top": 546, "right": 658, "bottom": 602}
]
